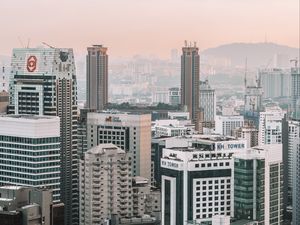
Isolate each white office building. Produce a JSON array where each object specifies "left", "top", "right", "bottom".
[
  {"left": 258, "top": 106, "right": 285, "bottom": 145},
  {"left": 161, "top": 136, "right": 247, "bottom": 225},
  {"left": 0, "top": 115, "right": 61, "bottom": 202},
  {"left": 215, "top": 115, "right": 244, "bottom": 136}
]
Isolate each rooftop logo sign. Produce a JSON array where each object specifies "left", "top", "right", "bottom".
[{"left": 26, "top": 56, "right": 37, "bottom": 72}]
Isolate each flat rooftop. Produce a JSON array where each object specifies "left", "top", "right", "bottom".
[{"left": 0, "top": 114, "right": 56, "bottom": 120}]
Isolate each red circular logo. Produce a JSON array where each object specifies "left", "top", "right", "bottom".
[{"left": 27, "top": 56, "right": 37, "bottom": 72}]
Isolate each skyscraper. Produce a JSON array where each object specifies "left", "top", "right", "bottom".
[
  {"left": 291, "top": 67, "right": 300, "bottom": 116},
  {"left": 8, "top": 48, "right": 78, "bottom": 225},
  {"left": 181, "top": 41, "right": 200, "bottom": 122},
  {"left": 86, "top": 45, "right": 108, "bottom": 110}
]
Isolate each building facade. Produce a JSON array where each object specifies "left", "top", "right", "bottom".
[
  {"left": 0, "top": 186, "right": 64, "bottom": 225},
  {"left": 0, "top": 90, "right": 9, "bottom": 114},
  {"left": 291, "top": 67, "right": 300, "bottom": 116},
  {"left": 233, "top": 145, "right": 283, "bottom": 224},
  {"left": 233, "top": 123, "right": 259, "bottom": 147},
  {"left": 161, "top": 136, "right": 247, "bottom": 225},
  {"left": 258, "top": 106, "right": 285, "bottom": 145},
  {"left": 215, "top": 115, "right": 244, "bottom": 136},
  {"left": 181, "top": 42, "right": 200, "bottom": 122},
  {"left": 87, "top": 111, "right": 152, "bottom": 180},
  {"left": 8, "top": 48, "right": 78, "bottom": 225},
  {"left": 169, "top": 87, "right": 181, "bottom": 106},
  {"left": 79, "top": 144, "right": 132, "bottom": 225},
  {"left": 199, "top": 80, "right": 216, "bottom": 123},
  {"left": 0, "top": 115, "right": 61, "bottom": 201},
  {"left": 258, "top": 68, "right": 291, "bottom": 99},
  {"left": 86, "top": 45, "right": 108, "bottom": 110}
]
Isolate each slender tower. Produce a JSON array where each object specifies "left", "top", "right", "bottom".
[
  {"left": 86, "top": 45, "right": 108, "bottom": 110},
  {"left": 8, "top": 47, "right": 79, "bottom": 225},
  {"left": 181, "top": 41, "right": 200, "bottom": 122}
]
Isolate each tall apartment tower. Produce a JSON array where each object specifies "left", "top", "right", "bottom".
[
  {"left": 291, "top": 67, "right": 300, "bottom": 116},
  {"left": 258, "top": 106, "right": 285, "bottom": 145},
  {"left": 292, "top": 120, "right": 300, "bottom": 224},
  {"left": 8, "top": 48, "right": 78, "bottom": 225},
  {"left": 199, "top": 80, "right": 216, "bottom": 131},
  {"left": 0, "top": 115, "right": 61, "bottom": 202},
  {"left": 233, "top": 145, "right": 283, "bottom": 224},
  {"left": 86, "top": 45, "right": 108, "bottom": 110},
  {"left": 181, "top": 41, "right": 200, "bottom": 122},
  {"left": 86, "top": 111, "right": 152, "bottom": 180},
  {"left": 79, "top": 144, "right": 132, "bottom": 225}
]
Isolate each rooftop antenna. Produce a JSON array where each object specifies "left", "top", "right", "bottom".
[
  {"left": 17, "top": 36, "right": 25, "bottom": 48},
  {"left": 290, "top": 58, "right": 298, "bottom": 68},
  {"left": 244, "top": 57, "right": 248, "bottom": 89},
  {"left": 1, "top": 66, "right": 5, "bottom": 92},
  {"left": 42, "top": 42, "right": 55, "bottom": 49},
  {"left": 26, "top": 38, "right": 30, "bottom": 48},
  {"left": 184, "top": 40, "right": 188, "bottom": 47}
]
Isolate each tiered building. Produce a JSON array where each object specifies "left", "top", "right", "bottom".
[
  {"left": 79, "top": 144, "right": 132, "bottom": 225},
  {"left": 8, "top": 48, "right": 78, "bottom": 225}
]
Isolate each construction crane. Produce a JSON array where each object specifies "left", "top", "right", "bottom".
[
  {"left": 244, "top": 57, "right": 248, "bottom": 89},
  {"left": 290, "top": 58, "right": 298, "bottom": 68},
  {"left": 42, "top": 42, "right": 55, "bottom": 49}
]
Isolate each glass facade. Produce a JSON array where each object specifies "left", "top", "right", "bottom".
[{"left": 0, "top": 135, "right": 61, "bottom": 201}]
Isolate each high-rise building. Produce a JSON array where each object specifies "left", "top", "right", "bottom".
[
  {"left": 199, "top": 80, "right": 216, "bottom": 123},
  {"left": 233, "top": 145, "right": 283, "bottom": 224},
  {"left": 79, "top": 144, "right": 132, "bottom": 225},
  {"left": 86, "top": 111, "right": 152, "bottom": 180},
  {"left": 0, "top": 115, "right": 61, "bottom": 202},
  {"left": 168, "top": 87, "right": 181, "bottom": 106},
  {"left": 86, "top": 45, "right": 108, "bottom": 110},
  {"left": 291, "top": 67, "right": 300, "bottom": 116},
  {"left": 181, "top": 41, "right": 200, "bottom": 122},
  {"left": 291, "top": 119, "right": 300, "bottom": 224},
  {"left": 0, "top": 186, "right": 64, "bottom": 225},
  {"left": 215, "top": 115, "right": 244, "bottom": 136},
  {"left": 8, "top": 48, "right": 78, "bottom": 225},
  {"left": 258, "top": 68, "right": 291, "bottom": 99},
  {"left": 161, "top": 137, "right": 247, "bottom": 225},
  {"left": 258, "top": 106, "right": 285, "bottom": 145}
]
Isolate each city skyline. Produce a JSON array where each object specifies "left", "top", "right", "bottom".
[{"left": 0, "top": 0, "right": 299, "bottom": 58}]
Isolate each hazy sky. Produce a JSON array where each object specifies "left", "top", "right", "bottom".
[{"left": 0, "top": 0, "right": 299, "bottom": 58}]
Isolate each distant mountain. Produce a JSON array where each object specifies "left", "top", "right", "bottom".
[{"left": 202, "top": 42, "right": 299, "bottom": 68}]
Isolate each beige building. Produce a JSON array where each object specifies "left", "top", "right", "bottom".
[
  {"left": 86, "top": 45, "right": 108, "bottom": 110},
  {"left": 0, "top": 90, "right": 8, "bottom": 113},
  {"left": 87, "top": 111, "right": 152, "bottom": 180},
  {"left": 79, "top": 144, "right": 132, "bottom": 225}
]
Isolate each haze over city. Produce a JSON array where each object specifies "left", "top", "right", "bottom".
[
  {"left": 0, "top": 0, "right": 299, "bottom": 57},
  {"left": 0, "top": 1, "right": 299, "bottom": 225}
]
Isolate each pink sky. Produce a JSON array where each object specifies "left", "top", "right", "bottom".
[{"left": 0, "top": 0, "right": 299, "bottom": 58}]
